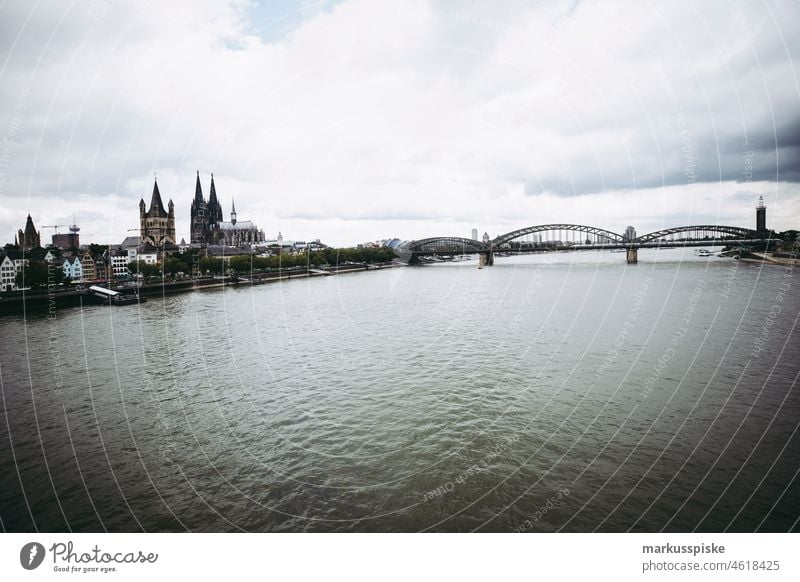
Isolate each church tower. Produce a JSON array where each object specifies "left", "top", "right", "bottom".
[
  {"left": 208, "top": 173, "right": 223, "bottom": 225},
  {"left": 139, "top": 198, "right": 146, "bottom": 240},
  {"left": 167, "top": 199, "right": 175, "bottom": 242},
  {"left": 139, "top": 178, "right": 176, "bottom": 247},
  {"left": 17, "top": 215, "right": 41, "bottom": 251},
  {"left": 756, "top": 196, "right": 767, "bottom": 233},
  {"left": 190, "top": 171, "right": 209, "bottom": 244},
  {"left": 231, "top": 198, "right": 237, "bottom": 225}
]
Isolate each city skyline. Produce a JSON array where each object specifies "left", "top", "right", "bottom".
[
  {"left": 1, "top": 0, "right": 799, "bottom": 247},
  {"left": 7, "top": 189, "right": 775, "bottom": 254}
]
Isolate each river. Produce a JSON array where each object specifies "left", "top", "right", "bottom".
[{"left": 1, "top": 248, "right": 798, "bottom": 532}]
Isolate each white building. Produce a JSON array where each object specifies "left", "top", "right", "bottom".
[
  {"left": 135, "top": 250, "right": 158, "bottom": 265},
  {"left": 62, "top": 256, "right": 82, "bottom": 281},
  {"left": 0, "top": 254, "right": 18, "bottom": 292},
  {"left": 260, "top": 239, "right": 328, "bottom": 254},
  {"left": 471, "top": 228, "right": 478, "bottom": 241},
  {"left": 119, "top": 236, "right": 141, "bottom": 261},
  {"left": 110, "top": 256, "right": 129, "bottom": 278},
  {"left": 0, "top": 251, "right": 28, "bottom": 292}
]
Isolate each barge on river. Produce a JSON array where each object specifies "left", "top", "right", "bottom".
[{"left": 88, "top": 285, "right": 145, "bottom": 306}]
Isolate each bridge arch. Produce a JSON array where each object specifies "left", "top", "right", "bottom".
[
  {"left": 634, "top": 225, "right": 759, "bottom": 244},
  {"left": 399, "top": 237, "right": 489, "bottom": 255},
  {"left": 492, "top": 224, "right": 625, "bottom": 247}
]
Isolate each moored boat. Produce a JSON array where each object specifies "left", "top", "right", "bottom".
[{"left": 89, "top": 285, "right": 146, "bottom": 306}]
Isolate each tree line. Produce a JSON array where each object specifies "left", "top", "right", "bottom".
[
  {"left": 128, "top": 247, "right": 398, "bottom": 278},
  {"left": 3, "top": 246, "right": 397, "bottom": 291}
]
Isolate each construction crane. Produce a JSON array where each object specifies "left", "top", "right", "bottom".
[{"left": 42, "top": 221, "right": 80, "bottom": 236}]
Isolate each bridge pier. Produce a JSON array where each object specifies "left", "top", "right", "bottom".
[
  {"left": 626, "top": 247, "right": 638, "bottom": 264},
  {"left": 479, "top": 251, "right": 494, "bottom": 267}
]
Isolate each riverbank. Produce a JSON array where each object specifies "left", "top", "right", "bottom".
[
  {"left": 737, "top": 250, "right": 799, "bottom": 266},
  {"left": 0, "top": 262, "right": 400, "bottom": 316}
]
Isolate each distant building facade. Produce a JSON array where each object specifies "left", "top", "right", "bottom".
[
  {"left": 80, "top": 252, "right": 96, "bottom": 282},
  {"left": 52, "top": 226, "right": 80, "bottom": 250},
  {"left": 135, "top": 248, "right": 158, "bottom": 265},
  {"left": 109, "top": 251, "right": 129, "bottom": 278},
  {"left": 624, "top": 226, "right": 637, "bottom": 242},
  {"left": 17, "top": 215, "right": 41, "bottom": 250},
  {"left": 215, "top": 200, "right": 264, "bottom": 246},
  {"left": 0, "top": 250, "right": 28, "bottom": 291},
  {"left": 1, "top": 253, "right": 19, "bottom": 291},
  {"left": 139, "top": 179, "right": 176, "bottom": 247},
  {"left": 62, "top": 256, "right": 82, "bottom": 281},
  {"left": 471, "top": 228, "right": 478, "bottom": 241}
]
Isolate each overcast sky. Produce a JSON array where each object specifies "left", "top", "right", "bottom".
[{"left": 0, "top": 0, "right": 798, "bottom": 246}]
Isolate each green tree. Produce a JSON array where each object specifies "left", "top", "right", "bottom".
[
  {"left": 163, "top": 256, "right": 186, "bottom": 277},
  {"left": 228, "top": 255, "right": 255, "bottom": 274},
  {"left": 199, "top": 257, "right": 224, "bottom": 275},
  {"left": 778, "top": 230, "right": 798, "bottom": 242},
  {"left": 15, "top": 260, "right": 65, "bottom": 290},
  {"left": 127, "top": 260, "right": 161, "bottom": 279}
]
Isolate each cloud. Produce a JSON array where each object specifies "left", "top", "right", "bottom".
[{"left": 0, "top": 0, "right": 798, "bottom": 247}]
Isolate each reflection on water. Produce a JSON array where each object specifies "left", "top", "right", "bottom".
[{"left": 1, "top": 249, "right": 798, "bottom": 531}]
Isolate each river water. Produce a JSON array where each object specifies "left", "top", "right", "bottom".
[{"left": 1, "top": 249, "right": 798, "bottom": 532}]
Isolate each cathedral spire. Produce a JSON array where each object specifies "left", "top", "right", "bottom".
[
  {"left": 231, "top": 198, "right": 237, "bottom": 225},
  {"left": 209, "top": 173, "right": 217, "bottom": 202},
  {"left": 208, "top": 173, "right": 222, "bottom": 224},
  {"left": 194, "top": 170, "right": 203, "bottom": 202}
]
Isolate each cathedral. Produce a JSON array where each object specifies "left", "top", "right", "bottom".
[
  {"left": 190, "top": 173, "right": 264, "bottom": 246},
  {"left": 190, "top": 171, "right": 223, "bottom": 244},
  {"left": 139, "top": 178, "right": 176, "bottom": 247}
]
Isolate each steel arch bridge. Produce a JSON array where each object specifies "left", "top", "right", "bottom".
[
  {"left": 492, "top": 223, "right": 626, "bottom": 246},
  {"left": 634, "top": 225, "right": 758, "bottom": 244},
  {"left": 398, "top": 222, "right": 765, "bottom": 265},
  {"left": 399, "top": 236, "right": 489, "bottom": 254}
]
